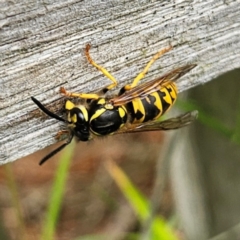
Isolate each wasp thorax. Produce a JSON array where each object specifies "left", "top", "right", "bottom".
[{"left": 88, "top": 98, "right": 127, "bottom": 136}]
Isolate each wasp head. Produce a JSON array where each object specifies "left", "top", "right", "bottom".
[{"left": 65, "top": 100, "right": 90, "bottom": 141}]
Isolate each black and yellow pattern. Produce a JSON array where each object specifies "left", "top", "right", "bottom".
[
  {"left": 31, "top": 44, "right": 197, "bottom": 165},
  {"left": 124, "top": 81, "right": 177, "bottom": 123}
]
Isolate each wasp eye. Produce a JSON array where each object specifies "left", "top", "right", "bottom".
[
  {"left": 69, "top": 107, "right": 88, "bottom": 123},
  {"left": 68, "top": 107, "right": 90, "bottom": 141},
  {"left": 77, "top": 111, "right": 85, "bottom": 122}
]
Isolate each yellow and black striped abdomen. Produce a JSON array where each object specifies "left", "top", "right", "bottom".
[{"left": 126, "top": 82, "right": 177, "bottom": 124}]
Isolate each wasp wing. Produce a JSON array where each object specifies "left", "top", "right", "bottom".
[
  {"left": 114, "top": 110, "right": 198, "bottom": 134},
  {"left": 111, "top": 65, "right": 196, "bottom": 106}
]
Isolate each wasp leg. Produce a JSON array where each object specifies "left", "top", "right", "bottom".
[
  {"left": 60, "top": 87, "right": 100, "bottom": 99},
  {"left": 124, "top": 46, "right": 173, "bottom": 90},
  {"left": 56, "top": 130, "right": 69, "bottom": 141},
  {"left": 85, "top": 44, "right": 118, "bottom": 92}
]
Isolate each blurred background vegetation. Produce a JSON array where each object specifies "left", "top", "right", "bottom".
[{"left": 0, "top": 68, "right": 240, "bottom": 240}]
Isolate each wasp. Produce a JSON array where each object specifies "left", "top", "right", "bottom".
[{"left": 31, "top": 44, "right": 198, "bottom": 165}]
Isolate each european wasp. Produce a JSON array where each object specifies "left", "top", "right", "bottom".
[{"left": 32, "top": 44, "right": 198, "bottom": 165}]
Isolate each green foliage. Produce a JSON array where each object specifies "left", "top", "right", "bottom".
[
  {"left": 177, "top": 99, "right": 234, "bottom": 139},
  {"left": 106, "top": 160, "right": 178, "bottom": 240},
  {"left": 4, "top": 164, "right": 27, "bottom": 240},
  {"left": 40, "top": 142, "right": 75, "bottom": 240}
]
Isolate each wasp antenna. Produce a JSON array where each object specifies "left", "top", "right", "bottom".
[
  {"left": 39, "top": 133, "right": 74, "bottom": 165},
  {"left": 188, "top": 64, "right": 197, "bottom": 70},
  {"left": 31, "top": 97, "right": 67, "bottom": 123}
]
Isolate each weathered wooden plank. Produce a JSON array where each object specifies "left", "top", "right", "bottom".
[{"left": 0, "top": 0, "right": 240, "bottom": 164}]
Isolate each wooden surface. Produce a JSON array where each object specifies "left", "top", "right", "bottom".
[{"left": 1, "top": 0, "right": 240, "bottom": 164}]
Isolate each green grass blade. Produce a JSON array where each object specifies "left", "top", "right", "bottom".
[
  {"left": 4, "top": 164, "right": 27, "bottom": 240},
  {"left": 105, "top": 160, "right": 178, "bottom": 240},
  {"left": 176, "top": 99, "right": 233, "bottom": 138},
  {"left": 230, "top": 97, "right": 240, "bottom": 144},
  {"left": 40, "top": 142, "right": 75, "bottom": 240}
]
